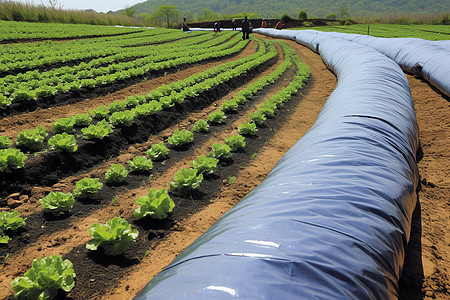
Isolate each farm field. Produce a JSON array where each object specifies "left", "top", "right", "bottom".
[{"left": 0, "top": 21, "right": 448, "bottom": 300}]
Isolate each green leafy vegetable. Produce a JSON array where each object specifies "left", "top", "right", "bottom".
[
  {"left": 146, "top": 142, "right": 169, "bottom": 161},
  {"left": 71, "top": 113, "right": 92, "bottom": 126},
  {"left": 169, "top": 168, "right": 203, "bottom": 196},
  {"left": 0, "top": 135, "right": 12, "bottom": 149},
  {"left": 127, "top": 156, "right": 153, "bottom": 172},
  {"left": 224, "top": 134, "right": 246, "bottom": 152},
  {"left": 86, "top": 217, "right": 138, "bottom": 255},
  {"left": 208, "top": 110, "right": 226, "bottom": 124},
  {"left": 221, "top": 99, "right": 239, "bottom": 113},
  {"left": 89, "top": 105, "right": 110, "bottom": 119},
  {"left": 51, "top": 117, "right": 75, "bottom": 133},
  {"left": 248, "top": 111, "right": 267, "bottom": 126},
  {"left": 48, "top": 133, "right": 78, "bottom": 152},
  {"left": 192, "top": 119, "right": 209, "bottom": 133},
  {"left": 15, "top": 126, "right": 48, "bottom": 151},
  {"left": 105, "top": 164, "right": 128, "bottom": 184},
  {"left": 11, "top": 255, "right": 75, "bottom": 300},
  {"left": 73, "top": 177, "right": 103, "bottom": 199},
  {"left": 191, "top": 155, "right": 219, "bottom": 175},
  {"left": 81, "top": 119, "right": 113, "bottom": 140},
  {"left": 39, "top": 192, "right": 75, "bottom": 216},
  {"left": 0, "top": 210, "right": 26, "bottom": 244},
  {"left": 0, "top": 148, "right": 27, "bottom": 172},
  {"left": 208, "top": 143, "right": 232, "bottom": 160},
  {"left": 238, "top": 122, "right": 258, "bottom": 136},
  {"left": 109, "top": 111, "right": 136, "bottom": 127},
  {"left": 134, "top": 188, "right": 175, "bottom": 220},
  {"left": 167, "top": 129, "right": 193, "bottom": 148}
]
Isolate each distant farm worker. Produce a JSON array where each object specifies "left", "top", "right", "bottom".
[
  {"left": 275, "top": 20, "right": 284, "bottom": 30},
  {"left": 182, "top": 17, "right": 190, "bottom": 32},
  {"left": 232, "top": 17, "right": 236, "bottom": 30},
  {"left": 241, "top": 16, "right": 251, "bottom": 40},
  {"left": 214, "top": 22, "right": 221, "bottom": 33},
  {"left": 261, "top": 18, "right": 267, "bottom": 28}
]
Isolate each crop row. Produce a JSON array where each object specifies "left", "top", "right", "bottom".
[
  {"left": 0, "top": 30, "right": 206, "bottom": 73},
  {"left": 3, "top": 46, "right": 309, "bottom": 298},
  {"left": 0, "top": 32, "right": 245, "bottom": 108},
  {"left": 0, "top": 20, "right": 144, "bottom": 42}
]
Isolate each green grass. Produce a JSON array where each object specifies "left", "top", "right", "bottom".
[{"left": 296, "top": 24, "right": 450, "bottom": 40}]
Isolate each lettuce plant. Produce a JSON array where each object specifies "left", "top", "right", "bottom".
[
  {"left": 51, "top": 117, "right": 75, "bottom": 133},
  {"left": 208, "top": 111, "right": 226, "bottom": 124},
  {"left": 248, "top": 111, "right": 267, "bottom": 126},
  {"left": 134, "top": 188, "right": 175, "bottom": 220},
  {"left": 169, "top": 168, "right": 203, "bottom": 196},
  {"left": 221, "top": 99, "right": 239, "bottom": 113},
  {"left": 238, "top": 122, "right": 258, "bottom": 136},
  {"left": 89, "top": 105, "right": 110, "bottom": 119},
  {"left": 258, "top": 104, "right": 276, "bottom": 118},
  {"left": 0, "top": 210, "right": 26, "bottom": 244},
  {"left": 11, "top": 255, "right": 76, "bottom": 300},
  {"left": 208, "top": 143, "right": 232, "bottom": 160},
  {"left": 81, "top": 119, "right": 113, "bottom": 140},
  {"left": 127, "top": 156, "right": 153, "bottom": 172},
  {"left": 39, "top": 192, "right": 75, "bottom": 216},
  {"left": 86, "top": 217, "right": 138, "bottom": 256},
  {"left": 105, "top": 164, "right": 128, "bottom": 184},
  {"left": 192, "top": 119, "right": 209, "bottom": 133},
  {"left": 191, "top": 155, "right": 219, "bottom": 175},
  {"left": 167, "top": 129, "right": 193, "bottom": 148},
  {"left": 146, "top": 142, "right": 169, "bottom": 161},
  {"left": 73, "top": 177, "right": 103, "bottom": 199},
  {"left": 0, "top": 135, "right": 12, "bottom": 149},
  {"left": 0, "top": 93, "right": 11, "bottom": 109},
  {"left": 0, "top": 148, "right": 27, "bottom": 172},
  {"left": 225, "top": 134, "right": 246, "bottom": 151},
  {"left": 108, "top": 100, "right": 127, "bottom": 113},
  {"left": 132, "top": 101, "right": 162, "bottom": 118},
  {"left": 48, "top": 133, "right": 78, "bottom": 152},
  {"left": 109, "top": 111, "right": 136, "bottom": 127},
  {"left": 71, "top": 113, "right": 92, "bottom": 126},
  {"left": 15, "top": 126, "right": 48, "bottom": 151}
]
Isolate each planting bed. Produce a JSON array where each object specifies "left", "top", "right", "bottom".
[{"left": 0, "top": 27, "right": 448, "bottom": 300}]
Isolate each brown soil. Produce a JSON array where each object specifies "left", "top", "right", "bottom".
[{"left": 0, "top": 34, "right": 448, "bottom": 300}]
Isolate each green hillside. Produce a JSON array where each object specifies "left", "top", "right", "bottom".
[{"left": 128, "top": 0, "right": 450, "bottom": 19}]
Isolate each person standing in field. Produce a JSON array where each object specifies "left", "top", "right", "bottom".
[
  {"left": 261, "top": 18, "right": 267, "bottom": 28},
  {"left": 214, "top": 22, "right": 221, "bottom": 33},
  {"left": 232, "top": 17, "right": 236, "bottom": 30},
  {"left": 275, "top": 20, "right": 284, "bottom": 30},
  {"left": 241, "top": 16, "right": 251, "bottom": 40},
  {"left": 182, "top": 18, "right": 190, "bottom": 32}
]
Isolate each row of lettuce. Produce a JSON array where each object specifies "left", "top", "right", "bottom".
[
  {"left": 0, "top": 31, "right": 246, "bottom": 108},
  {"left": 2, "top": 40, "right": 310, "bottom": 299}
]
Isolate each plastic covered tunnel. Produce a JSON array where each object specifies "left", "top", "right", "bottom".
[{"left": 134, "top": 31, "right": 420, "bottom": 299}]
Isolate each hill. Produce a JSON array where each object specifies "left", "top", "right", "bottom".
[{"left": 127, "top": 0, "right": 450, "bottom": 19}]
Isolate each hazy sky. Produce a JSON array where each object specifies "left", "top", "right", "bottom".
[{"left": 13, "top": 0, "right": 144, "bottom": 13}]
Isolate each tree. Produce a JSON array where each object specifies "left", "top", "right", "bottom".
[
  {"left": 326, "top": 13, "right": 336, "bottom": 20},
  {"left": 340, "top": 6, "right": 348, "bottom": 19},
  {"left": 124, "top": 5, "right": 135, "bottom": 17},
  {"left": 153, "top": 5, "right": 180, "bottom": 28},
  {"left": 200, "top": 9, "right": 213, "bottom": 20},
  {"left": 298, "top": 10, "right": 307, "bottom": 20}
]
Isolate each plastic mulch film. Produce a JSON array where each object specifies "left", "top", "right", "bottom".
[{"left": 134, "top": 34, "right": 419, "bottom": 300}]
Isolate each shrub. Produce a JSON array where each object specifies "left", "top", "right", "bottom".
[
  {"left": 11, "top": 255, "right": 75, "bottom": 299},
  {"left": 281, "top": 13, "right": 294, "bottom": 23},
  {"left": 105, "top": 164, "right": 128, "bottom": 184},
  {"left": 298, "top": 10, "right": 308, "bottom": 20},
  {"left": 326, "top": 13, "right": 336, "bottom": 20},
  {"left": 134, "top": 188, "right": 175, "bottom": 220}
]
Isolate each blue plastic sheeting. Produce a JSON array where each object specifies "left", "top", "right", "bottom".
[
  {"left": 258, "top": 29, "right": 450, "bottom": 97},
  {"left": 134, "top": 34, "right": 419, "bottom": 299}
]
